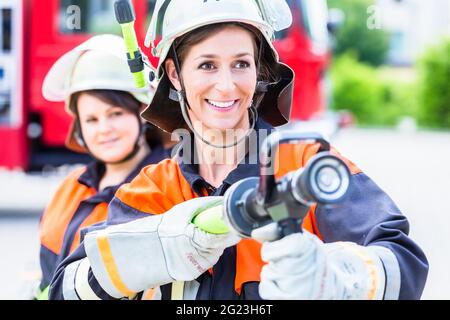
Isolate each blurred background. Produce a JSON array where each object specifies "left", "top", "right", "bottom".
[{"left": 0, "top": 0, "right": 449, "bottom": 299}]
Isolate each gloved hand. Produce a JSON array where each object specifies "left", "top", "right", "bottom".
[
  {"left": 84, "top": 197, "right": 240, "bottom": 299},
  {"left": 257, "top": 229, "right": 394, "bottom": 300}
]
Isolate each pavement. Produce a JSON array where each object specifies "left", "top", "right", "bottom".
[
  {"left": 331, "top": 127, "right": 450, "bottom": 300},
  {"left": 0, "top": 165, "right": 82, "bottom": 214},
  {"left": 0, "top": 127, "right": 449, "bottom": 299}
]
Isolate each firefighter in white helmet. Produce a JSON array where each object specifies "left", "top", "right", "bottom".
[
  {"left": 36, "top": 34, "right": 174, "bottom": 299},
  {"left": 49, "top": 1, "right": 427, "bottom": 300}
]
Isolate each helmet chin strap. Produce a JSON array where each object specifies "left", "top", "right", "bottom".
[
  {"left": 178, "top": 90, "right": 258, "bottom": 149},
  {"left": 171, "top": 45, "right": 258, "bottom": 150}
]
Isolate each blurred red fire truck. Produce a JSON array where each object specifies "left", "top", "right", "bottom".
[{"left": 0, "top": 0, "right": 341, "bottom": 170}]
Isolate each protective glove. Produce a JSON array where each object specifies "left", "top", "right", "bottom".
[
  {"left": 84, "top": 196, "right": 240, "bottom": 299},
  {"left": 256, "top": 228, "right": 399, "bottom": 300}
]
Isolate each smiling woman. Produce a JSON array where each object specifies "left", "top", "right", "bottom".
[
  {"left": 165, "top": 25, "right": 256, "bottom": 140},
  {"left": 162, "top": 21, "right": 282, "bottom": 153},
  {"left": 73, "top": 91, "right": 142, "bottom": 164},
  {"left": 49, "top": 0, "right": 427, "bottom": 301},
  {"left": 35, "top": 34, "right": 174, "bottom": 299}
]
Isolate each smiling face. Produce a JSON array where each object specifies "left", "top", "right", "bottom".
[
  {"left": 76, "top": 93, "right": 140, "bottom": 163},
  {"left": 165, "top": 25, "right": 258, "bottom": 133}
]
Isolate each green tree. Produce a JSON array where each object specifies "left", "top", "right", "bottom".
[
  {"left": 331, "top": 53, "right": 419, "bottom": 127},
  {"left": 331, "top": 53, "right": 385, "bottom": 124},
  {"left": 328, "top": 0, "right": 389, "bottom": 66},
  {"left": 417, "top": 38, "right": 450, "bottom": 128}
]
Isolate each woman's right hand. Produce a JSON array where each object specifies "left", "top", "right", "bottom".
[{"left": 82, "top": 197, "right": 240, "bottom": 299}]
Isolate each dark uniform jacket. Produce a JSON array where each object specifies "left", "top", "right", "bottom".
[
  {"left": 39, "top": 144, "right": 171, "bottom": 291},
  {"left": 49, "top": 119, "right": 428, "bottom": 300}
]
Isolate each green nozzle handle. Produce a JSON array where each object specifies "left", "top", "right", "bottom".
[
  {"left": 37, "top": 286, "right": 49, "bottom": 300},
  {"left": 192, "top": 202, "right": 230, "bottom": 235},
  {"left": 114, "top": 0, "right": 146, "bottom": 88}
]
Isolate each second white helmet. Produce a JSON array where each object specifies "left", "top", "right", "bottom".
[
  {"left": 42, "top": 34, "right": 155, "bottom": 152},
  {"left": 43, "top": 34, "right": 154, "bottom": 115}
]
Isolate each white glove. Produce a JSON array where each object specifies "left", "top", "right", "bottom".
[
  {"left": 84, "top": 197, "right": 240, "bottom": 299},
  {"left": 258, "top": 230, "right": 396, "bottom": 300}
]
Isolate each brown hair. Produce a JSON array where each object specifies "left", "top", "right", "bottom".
[
  {"left": 168, "top": 22, "right": 279, "bottom": 108},
  {"left": 70, "top": 89, "right": 164, "bottom": 148}
]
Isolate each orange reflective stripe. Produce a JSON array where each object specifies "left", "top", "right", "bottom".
[
  {"left": 142, "top": 288, "right": 157, "bottom": 300},
  {"left": 70, "top": 202, "right": 109, "bottom": 254},
  {"left": 96, "top": 232, "right": 136, "bottom": 298},
  {"left": 40, "top": 168, "right": 95, "bottom": 254}
]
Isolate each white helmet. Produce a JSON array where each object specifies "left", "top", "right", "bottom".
[
  {"left": 141, "top": 0, "right": 295, "bottom": 133},
  {"left": 145, "top": 0, "right": 291, "bottom": 61},
  {"left": 42, "top": 34, "right": 155, "bottom": 152}
]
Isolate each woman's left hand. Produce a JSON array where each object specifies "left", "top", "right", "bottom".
[{"left": 258, "top": 230, "right": 389, "bottom": 300}]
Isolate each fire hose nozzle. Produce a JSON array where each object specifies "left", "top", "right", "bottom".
[{"left": 114, "top": 0, "right": 146, "bottom": 88}]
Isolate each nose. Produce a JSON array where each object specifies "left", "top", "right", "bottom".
[
  {"left": 97, "top": 117, "right": 113, "bottom": 134},
  {"left": 215, "top": 68, "right": 236, "bottom": 93}
]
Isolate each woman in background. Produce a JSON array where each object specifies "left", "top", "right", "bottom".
[{"left": 36, "top": 34, "right": 174, "bottom": 299}]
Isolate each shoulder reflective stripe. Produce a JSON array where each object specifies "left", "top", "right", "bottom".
[
  {"left": 74, "top": 258, "right": 101, "bottom": 300},
  {"left": 171, "top": 281, "right": 185, "bottom": 300},
  {"left": 63, "top": 259, "right": 82, "bottom": 300},
  {"left": 96, "top": 232, "right": 136, "bottom": 298},
  {"left": 369, "top": 246, "right": 401, "bottom": 300}
]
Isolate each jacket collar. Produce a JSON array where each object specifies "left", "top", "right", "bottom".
[
  {"left": 176, "top": 118, "right": 275, "bottom": 195},
  {"left": 78, "top": 143, "right": 171, "bottom": 194}
]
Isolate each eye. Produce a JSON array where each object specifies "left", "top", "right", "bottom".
[
  {"left": 84, "top": 117, "right": 97, "bottom": 124},
  {"left": 234, "top": 60, "right": 251, "bottom": 69},
  {"left": 199, "top": 62, "right": 216, "bottom": 71},
  {"left": 110, "top": 111, "right": 124, "bottom": 118}
]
